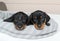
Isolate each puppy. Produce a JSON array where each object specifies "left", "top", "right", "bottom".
[
  {"left": 29, "top": 10, "right": 50, "bottom": 30},
  {"left": 4, "top": 12, "right": 28, "bottom": 30}
]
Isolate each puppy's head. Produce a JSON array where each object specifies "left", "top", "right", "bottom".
[
  {"left": 4, "top": 12, "right": 28, "bottom": 30},
  {"left": 30, "top": 10, "right": 46, "bottom": 30}
]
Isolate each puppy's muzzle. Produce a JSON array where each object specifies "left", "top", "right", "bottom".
[
  {"left": 34, "top": 23, "right": 45, "bottom": 30},
  {"left": 15, "top": 24, "right": 26, "bottom": 30},
  {"left": 34, "top": 20, "right": 46, "bottom": 30}
]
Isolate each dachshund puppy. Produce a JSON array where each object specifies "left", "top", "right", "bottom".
[
  {"left": 29, "top": 10, "right": 50, "bottom": 30},
  {"left": 4, "top": 12, "right": 28, "bottom": 30}
]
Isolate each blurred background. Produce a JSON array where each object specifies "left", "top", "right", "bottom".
[{"left": 0, "top": 0, "right": 60, "bottom": 14}]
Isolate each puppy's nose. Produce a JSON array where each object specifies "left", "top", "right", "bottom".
[
  {"left": 18, "top": 26, "right": 22, "bottom": 28},
  {"left": 19, "top": 26, "right": 21, "bottom": 27},
  {"left": 18, "top": 26, "right": 24, "bottom": 30},
  {"left": 38, "top": 25, "right": 41, "bottom": 27},
  {"left": 38, "top": 25, "right": 40, "bottom": 27}
]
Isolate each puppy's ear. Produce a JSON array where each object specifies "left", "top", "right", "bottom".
[
  {"left": 44, "top": 12, "right": 50, "bottom": 26},
  {"left": 44, "top": 12, "right": 50, "bottom": 22},
  {"left": 29, "top": 13, "right": 33, "bottom": 21},
  {"left": 27, "top": 13, "right": 33, "bottom": 25},
  {"left": 4, "top": 15, "right": 14, "bottom": 22}
]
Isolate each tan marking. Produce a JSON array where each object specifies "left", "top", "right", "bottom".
[
  {"left": 34, "top": 16, "right": 37, "bottom": 19},
  {"left": 34, "top": 24, "right": 39, "bottom": 30},
  {"left": 40, "top": 16, "right": 42, "bottom": 19},
  {"left": 15, "top": 24, "right": 26, "bottom": 30},
  {"left": 22, "top": 24, "right": 26, "bottom": 29},
  {"left": 32, "top": 21, "right": 40, "bottom": 30},
  {"left": 34, "top": 19, "right": 46, "bottom": 30},
  {"left": 15, "top": 25, "right": 19, "bottom": 30},
  {"left": 34, "top": 23, "right": 45, "bottom": 30},
  {"left": 40, "top": 19, "right": 46, "bottom": 30},
  {"left": 40, "top": 22, "right": 45, "bottom": 30}
]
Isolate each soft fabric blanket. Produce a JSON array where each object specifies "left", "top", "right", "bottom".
[{"left": 0, "top": 11, "right": 58, "bottom": 39}]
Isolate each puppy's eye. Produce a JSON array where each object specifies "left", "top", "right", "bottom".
[
  {"left": 34, "top": 16, "right": 37, "bottom": 19},
  {"left": 40, "top": 16, "right": 42, "bottom": 19},
  {"left": 22, "top": 16, "right": 25, "bottom": 19}
]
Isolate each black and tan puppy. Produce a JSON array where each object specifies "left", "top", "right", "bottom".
[
  {"left": 29, "top": 10, "right": 50, "bottom": 30},
  {"left": 4, "top": 12, "right": 28, "bottom": 30}
]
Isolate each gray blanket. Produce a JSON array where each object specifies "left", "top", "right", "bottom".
[{"left": 0, "top": 11, "right": 58, "bottom": 39}]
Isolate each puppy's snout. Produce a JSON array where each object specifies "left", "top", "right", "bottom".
[
  {"left": 38, "top": 25, "right": 41, "bottom": 27},
  {"left": 16, "top": 25, "right": 24, "bottom": 30},
  {"left": 15, "top": 24, "right": 26, "bottom": 30},
  {"left": 17, "top": 22, "right": 23, "bottom": 26},
  {"left": 38, "top": 25, "right": 40, "bottom": 26},
  {"left": 18, "top": 26, "right": 22, "bottom": 28},
  {"left": 19, "top": 26, "right": 21, "bottom": 27}
]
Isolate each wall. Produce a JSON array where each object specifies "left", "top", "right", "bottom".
[{"left": 0, "top": 0, "right": 60, "bottom": 14}]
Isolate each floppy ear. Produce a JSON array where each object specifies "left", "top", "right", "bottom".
[
  {"left": 29, "top": 13, "right": 33, "bottom": 21},
  {"left": 25, "top": 14, "right": 29, "bottom": 24},
  {"left": 44, "top": 12, "right": 50, "bottom": 26},
  {"left": 44, "top": 12, "right": 50, "bottom": 22},
  {"left": 4, "top": 15, "right": 14, "bottom": 22},
  {"left": 27, "top": 13, "right": 33, "bottom": 25}
]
